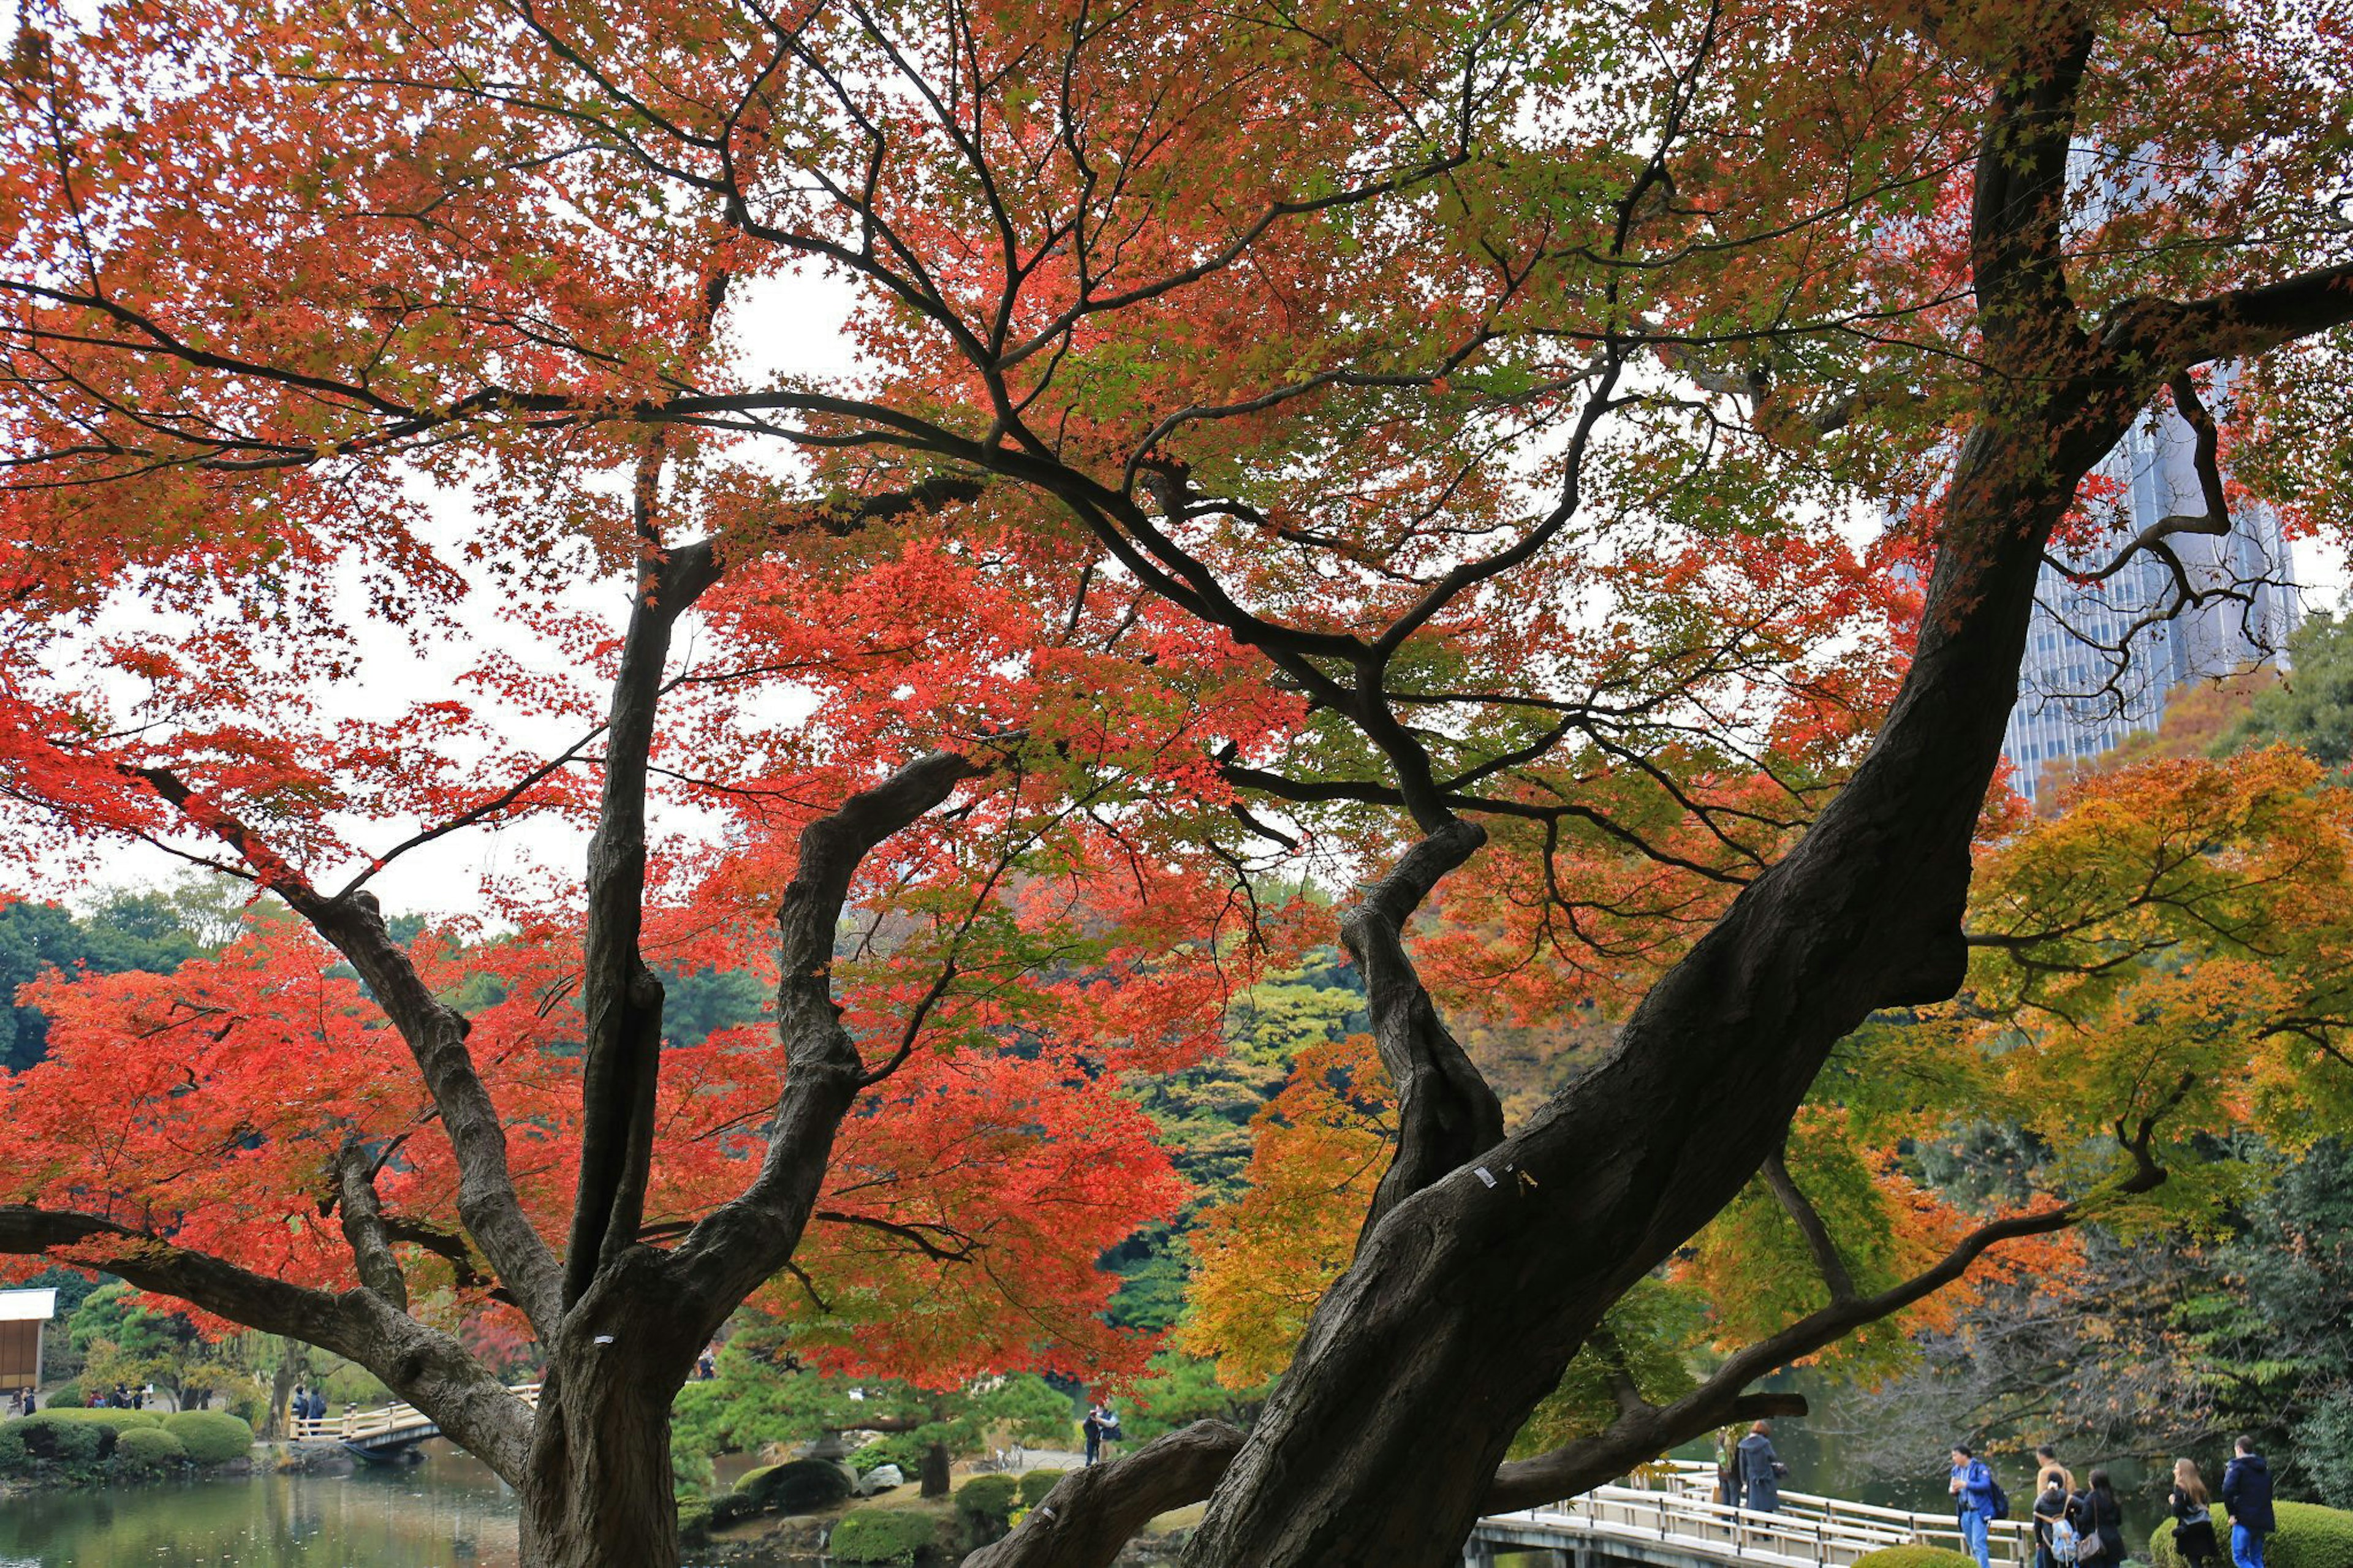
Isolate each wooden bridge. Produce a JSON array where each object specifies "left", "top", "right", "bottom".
[
  {"left": 1472, "top": 1460, "right": 2036, "bottom": 1568},
  {"left": 290, "top": 1382, "right": 540, "bottom": 1458}
]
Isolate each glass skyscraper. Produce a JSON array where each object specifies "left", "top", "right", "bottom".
[{"left": 2001, "top": 401, "right": 2298, "bottom": 805}]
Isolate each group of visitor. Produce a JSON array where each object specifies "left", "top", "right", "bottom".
[
  {"left": 289, "top": 1384, "right": 331, "bottom": 1426},
  {"left": 1081, "top": 1401, "right": 1122, "bottom": 1466},
  {"left": 9, "top": 1386, "right": 33, "bottom": 1416},
  {"left": 86, "top": 1382, "right": 151, "bottom": 1409},
  {"left": 1732, "top": 1420, "right": 2281, "bottom": 1568},
  {"left": 1940, "top": 1437, "right": 2278, "bottom": 1568}
]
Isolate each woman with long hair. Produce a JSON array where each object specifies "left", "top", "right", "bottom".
[
  {"left": 2075, "top": 1469, "right": 2128, "bottom": 1566},
  {"left": 2173, "top": 1459, "right": 2221, "bottom": 1568}
]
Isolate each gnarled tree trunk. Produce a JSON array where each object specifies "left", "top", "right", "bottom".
[{"left": 518, "top": 1254, "right": 702, "bottom": 1568}]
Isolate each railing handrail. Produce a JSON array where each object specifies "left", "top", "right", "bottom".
[
  {"left": 1484, "top": 1464, "right": 2037, "bottom": 1568},
  {"left": 289, "top": 1381, "right": 540, "bottom": 1443}
]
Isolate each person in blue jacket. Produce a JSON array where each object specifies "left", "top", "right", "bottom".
[
  {"left": 1951, "top": 1444, "right": 1998, "bottom": 1568},
  {"left": 2221, "top": 1437, "right": 2277, "bottom": 1568}
]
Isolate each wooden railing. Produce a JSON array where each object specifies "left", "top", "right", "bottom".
[{"left": 290, "top": 1382, "right": 540, "bottom": 1445}]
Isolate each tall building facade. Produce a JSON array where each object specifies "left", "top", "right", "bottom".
[{"left": 2001, "top": 401, "right": 2298, "bottom": 805}]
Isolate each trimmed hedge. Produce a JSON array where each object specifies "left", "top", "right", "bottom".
[
  {"left": 36, "top": 1407, "right": 162, "bottom": 1433},
  {"left": 161, "top": 1410, "right": 254, "bottom": 1464},
  {"left": 2155, "top": 1503, "right": 2353, "bottom": 1568},
  {"left": 1020, "top": 1468, "right": 1066, "bottom": 1507},
  {"left": 0, "top": 1425, "right": 27, "bottom": 1471},
  {"left": 1852, "top": 1548, "right": 1982, "bottom": 1568},
  {"left": 740, "top": 1458, "right": 853, "bottom": 1514},
  {"left": 14, "top": 1413, "right": 108, "bottom": 1464},
  {"left": 829, "top": 1507, "right": 938, "bottom": 1563},
  {"left": 113, "top": 1426, "right": 188, "bottom": 1472},
  {"left": 955, "top": 1469, "right": 1021, "bottom": 1535},
  {"left": 44, "top": 1381, "right": 85, "bottom": 1409}
]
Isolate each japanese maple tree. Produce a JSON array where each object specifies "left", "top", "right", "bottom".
[{"left": 4, "top": 0, "right": 2353, "bottom": 1564}]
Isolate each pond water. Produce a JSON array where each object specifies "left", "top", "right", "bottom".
[{"left": 0, "top": 1446, "right": 522, "bottom": 1568}]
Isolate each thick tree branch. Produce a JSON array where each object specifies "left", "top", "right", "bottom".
[
  {"left": 0, "top": 1204, "right": 533, "bottom": 1481},
  {"left": 333, "top": 1135, "right": 410, "bottom": 1312},
  {"left": 1337, "top": 820, "right": 1505, "bottom": 1243},
  {"left": 133, "top": 768, "right": 564, "bottom": 1336},
  {"left": 664, "top": 748, "right": 995, "bottom": 1327},
  {"left": 1759, "top": 1144, "right": 1856, "bottom": 1303},
  {"left": 961, "top": 1421, "right": 1249, "bottom": 1568}
]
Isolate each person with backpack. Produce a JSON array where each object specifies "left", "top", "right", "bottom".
[
  {"left": 2172, "top": 1458, "right": 2221, "bottom": 1568},
  {"left": 1950, "top": 1444, "right": 2001, "bottom": 1568},
  {"left": 2075, "top": 1470, "right": 2126, "bottom": 1566},
  {"left": 2034, "top": 1473, "right": 2075, "bottom": 1568},
  {"left": 2221, "top": 1437, "right": 2276, "bottom": 1568}
]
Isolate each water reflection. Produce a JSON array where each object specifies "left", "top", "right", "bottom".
[{"left": 0, "top": 1445, "right": 520, "bottom": 1567}]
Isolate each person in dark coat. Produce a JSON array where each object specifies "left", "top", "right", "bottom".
[
  {"left": 1082, "top": 1404, "right": 1104, "bottom": 1466},
  {"left": 2033, "top": 1477, "right": 2072, "bottom": 1568},
  {"left": 1737, "top": 1420, "right": 1789, "bottom": 1513},
  {"left": 2172, "top": 1458, "right": 2221, "bottom": 1568},
  {"left": 2077, "top": 1469, "right": 2126, "bottom": 1566},
  {"left": 2222, "top": 1438, "right": 2277, "bottom": 1568}
]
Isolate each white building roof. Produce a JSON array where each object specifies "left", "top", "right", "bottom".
[{"left": 0, "top": 1288, "right": 58, "bottom": 1322}]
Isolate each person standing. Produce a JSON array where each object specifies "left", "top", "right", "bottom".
[
  {"left": 2172, "top": 1459, "right": 2220, "bottom": 1568},
  {"left": 1082, "top": 1403, "right": 1104, "bottom": 1467},
  {"left": 1738, "top": 1420, "right": 1789, "bottom": 1513},
  {"left": 2033, "top": 1472, "right": 2073, "bottom": 1568},
  {"left": 1097, "top": 1401, "right": 1122, "bottom": 1462},
  {"left": 2036, "top": 1446, "right": 2076, "bottom": 1497},
  {"left": 1951, "top": 1444, "right": 1998, "bottom": 1568},
  {"left": 2077, "top": 1470, "right": 2126, "bottom": 1565},
  {"left": 2222, "top": 1437, "right": 2276, "bottom": 1568}
]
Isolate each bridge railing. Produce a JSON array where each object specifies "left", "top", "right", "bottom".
[
  {"left": 1487, "top": 1460, "right": 2036, "bottom": 1568},
  {"left": 1642, "top": 1459, "right": 2037, "bottom": 1566},
  {"left": 290, "top": 1381, "right": 540, "bottom": 1444}
]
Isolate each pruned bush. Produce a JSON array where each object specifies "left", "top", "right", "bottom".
[
  {"left": 113, "top": 1425, "right": 188, "bottom": 1472},
  {"left": 705, "top": 1489, "right": 760, "bottom": 1527},
  {"left": 0, "top": 1425, "right": 28, "bottom": 1472},
  {"left": 2156, "top": 1503, "right": 2353, "bottom": 1568},
  {"left": 43, "top": 1381, "right": 84, "bottom": 1409},
  {"left": 829, "top": 1508, "right": 938, "bottom": 1564},
  {"left": 162, "top": 1409, "right": 254, "bottom": 1464},
  {"left": 1019, "top": 1468, "right": 1066, "bottom": 1507},
  {"left": 16, "top": 1413, "right": 107, "bottom": 1464},
  {"left": 957, "top": 1471, "right": 1021, "bottom": 1542},
  {"left": 1852, "top": 1548, "right": 1980, "bottom": 1568},
  {"left": 39, "top": 1407, "right": 162, "bottom": 1433},
  {"left": 740, "top": 1457, "right": 854, "bottom": 1514}
]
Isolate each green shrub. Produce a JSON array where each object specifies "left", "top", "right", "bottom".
[
  {"left": 44, "top": 1381, "right": 84, "bottom": 1408},
  {"left": 162, "top": 1409, "right": 255, "bottom": 1464},
  {"left": 38, "top": 1407, "right": 162, "bottom": 1433},
  {"left": 1019, "top": 1468, "right": 1066, "bottom": 1507},
  {"left": 1852, "top": 1548, "right": 1980, "bottom": 1568},
  {"left": 2155, "top": 1504, "right": 2353, "bottom": 1568},
  {"left": 705, "top": 1489, "right": 760, "bottom": 1527},
  {"left": 740, "top": 1457, "right": 854, "bottom": 1514},
  {"left": 957, "top": 1472, "right": 1021, "bottom": 1532},
  {"left": 829, "top": 1508, "right": 938, "bottom": 1564},
  {"left": 0, "top": 1425, "right": 28, "bottom": 1472},
  {"left": 16, "top": 1413, "right": 107, "bottom": 1464},
  {"left": 113, "top": 1426, "right": 188, "bottom": 1473},
  {"left": 851, "top": 1434, "right": 929, "bottom": 1475}
]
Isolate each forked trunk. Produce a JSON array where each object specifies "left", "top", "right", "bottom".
[{"left": 518, "top": 1333, "right": 688, "bottom": 1568}]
